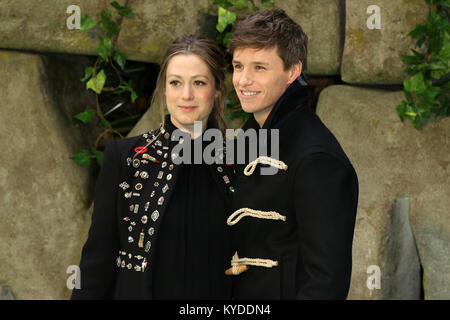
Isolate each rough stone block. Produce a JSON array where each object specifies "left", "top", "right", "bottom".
[
  {"left": 0, "top": 50, "right": 93, "bottom": 299},
  {"left": 316, "top": 85, "right": 450, "bottom": 299},
  {"left": 341, "top": 0, "right": 428, "bottom": 84}
]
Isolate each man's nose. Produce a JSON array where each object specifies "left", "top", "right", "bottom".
[{"left": 238, "top": 70, "right": 253, "bottom": 87}]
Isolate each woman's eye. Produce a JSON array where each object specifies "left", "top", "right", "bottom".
[
  {"left": 169, "top": 80, "right": 181, "bottom": 86},
  {"left": 194, "top": 80, "right": 206, "bottom": 86}
]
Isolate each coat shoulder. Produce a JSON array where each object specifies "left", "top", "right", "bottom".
[{"left": 284, "top": 108, "right": 354, "bottom": 169}]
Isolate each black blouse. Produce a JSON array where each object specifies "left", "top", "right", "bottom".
[{"left": 152, "top": 127, "right": 232, "bottom": 299}]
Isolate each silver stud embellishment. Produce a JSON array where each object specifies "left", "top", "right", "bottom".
[
  {"left": 162, "top": 184, "right": 169, "bottom": 194},
  {"left": 141, "top": 215, "right": 148, "bottom": 224},
  {"left": 157, "top": 196, "right": 164, "bottom": 206},
  {"left": 133, "top": 159, "right": 140, "bottom": 168},
  {"left": 140, "top": 171, "right": 149, "bottom": 179},
  {"left": 166, "top": 174, "right": 172, "bottom": 181},
  {"left": 124, "top": 192, "right": 132, "bottom": 198},
  {"left": 161, "top": 162, "right": 167, "bottom": 168},
  {"left": 119, "top": 182, "right": 130, "bottom": 190},
  {"left": 144, "top": 241, "right": 151, "bottom": 252},
  {"left": 148, "top": 227, "right": 155, "bottom": 236},
  {"left": 217, "top": 167, "right": 223, "bottom": 173},
  {"left": 151, "top": 210, "right": 159, "bottom": 221},
  {"left": 157, "top": 171, "right": 164, "bottom": 179},
  {"left": 128, "top": 236, "right": 134, "bottom": 243},
  {"left": 150, "top": 190, "right": 155, "bottom": 197},
  {"left": 135, "top": 183, "right": 143, "bottom": 191}
]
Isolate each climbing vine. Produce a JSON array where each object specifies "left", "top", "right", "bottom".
[
  {"left": 397, "top": 0, "right": 450, "bottom": 128},
  {"left": 71, "top": 1, "right": 137, "bottom": 167}
]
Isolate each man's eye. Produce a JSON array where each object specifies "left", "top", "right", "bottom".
[
  {"left": 255, "top": 65, "right": 266, "bottom": 70},
  {"left": 233, "top": 64, "right": 242, "bottom": 70}
]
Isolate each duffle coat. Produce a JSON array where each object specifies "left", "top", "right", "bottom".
[{"left": 228, "top": 77, "right": 359, "bottom": 299}]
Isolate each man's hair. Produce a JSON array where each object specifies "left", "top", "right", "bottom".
[{"left": 228, "top": 8, "right": 308, "bottom": 71}]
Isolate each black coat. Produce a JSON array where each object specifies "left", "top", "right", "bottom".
[
  {"left": 71, "top": 117, "right": 234, "bottom": 299},
  {"left": 228, "top": 77, "right": 359, "bottom": 299}
]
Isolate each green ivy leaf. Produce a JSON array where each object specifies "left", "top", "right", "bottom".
[
  {"left": 213, "top": 0, "right": 233, "bottom": 9},
  {"left": 217, "top": 7, "right": 236, "bottom": 33},
  {"left": 436, "top": 39, "right": 450, "bottom": 61},
  {"left": 416, "top": 86, "right": 440, "bottom": 105},
  {"left": 74, "top": 109, "right": 96, "bottom": 123},
  {"left": 86, "top": 69, "right": 106, "bottom": 94},
  {"left": 230, "top": 0, "right": 248, "bottom": 9},
  {"left": 110, "top": 1, "right": 132, "bottom": 16},
  {"left": 98, "top": 37, "right": 113, "bottom": 62},
  {"left": 223, "top": 31, "right": 233, "bottom": 47},
  {"left": 91, "top": 149, "right": 105, "bottom": 166},
  {"left": 409, "top": 23, "right": 427, "bottom": 39},
  {"left": 131, "top": 90, "right": 138, "bottom": 103},
  {"left": 396, "top": 100, "right": 408, "bottom": 122},
  {"left": 71, "top": 149, "right": 91, "bottom": 167},
  {"left": 116, "top": 81, "right": 138, "bottom": 103},
  {"left": 113, "top": 50, "right": 127, "bottom": 69},
  {"left": 80, "top": 67, "right": 94, "bottom": 82},
  {"left": 80, "top": 14, "right": 96, "bottom": 31},
  {"left": 98, "top": 117, "right": 112, "bottom": 129},
  {"left": 404, "top": 72, "right": 427, "bottom": 93},
  {"left": 99, "top": 11, "right": 121, "bottom": 38}
]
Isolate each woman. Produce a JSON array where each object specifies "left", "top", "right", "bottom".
[{"left": 71, "top": 35, "right": 234, "bottom": 300}]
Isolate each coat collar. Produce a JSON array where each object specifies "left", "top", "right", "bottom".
[{"left": 243, "top": 73, "right": 315, "bottom": 131}]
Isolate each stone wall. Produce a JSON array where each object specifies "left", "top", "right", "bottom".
[{"left": 0, "top": 0, "right": 448, "bottom": 299}]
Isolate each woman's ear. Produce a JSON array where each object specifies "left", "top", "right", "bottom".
[{"left": 288, "top": 62, "right": 302, "bottom": 84}]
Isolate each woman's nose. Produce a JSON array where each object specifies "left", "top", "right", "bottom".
[{"left": 181, "top": 85, "right": 194, "bottom": 100}]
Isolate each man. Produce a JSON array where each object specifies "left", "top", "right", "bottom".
[{"left": 225, "top": 9, "right": 359, "bottom": 299}]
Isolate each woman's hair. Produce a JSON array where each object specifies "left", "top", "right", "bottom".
[
  {"left": 150, "top": 35, "right": 228, "bottom": 133},
  {"left": 228, "top": 8, "right": 308, "bottom": 71}
]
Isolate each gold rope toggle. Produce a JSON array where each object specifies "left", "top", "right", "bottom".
[
  {"left": 243, "top": 156, "right": 288, "bottom": 176},
  {"left": 227, "top": 207, "right": 286, "bottom": 226}
]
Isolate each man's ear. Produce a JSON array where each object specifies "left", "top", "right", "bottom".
[{"left": 288, "top": 62, "right": 302, "bottom": 84}]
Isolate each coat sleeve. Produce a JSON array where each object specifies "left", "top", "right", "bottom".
[
  {"left": 293, "top": 152, "right": 358, "bottom": 299},
  {"left": 71, "top": 140, "right": 121, "bottom": 300}
]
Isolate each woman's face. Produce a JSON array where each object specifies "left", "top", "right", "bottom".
[{"left": 165, "top": 53, "right": 217, "bottom": 134}]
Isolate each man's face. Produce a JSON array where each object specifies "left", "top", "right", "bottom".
[{"left": 232, "top": 46, "right": 301, "bottom": 126}]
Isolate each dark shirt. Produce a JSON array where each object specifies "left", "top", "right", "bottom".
[{"left": 152, "top": 133, "right": 231, "bottom": 299}]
